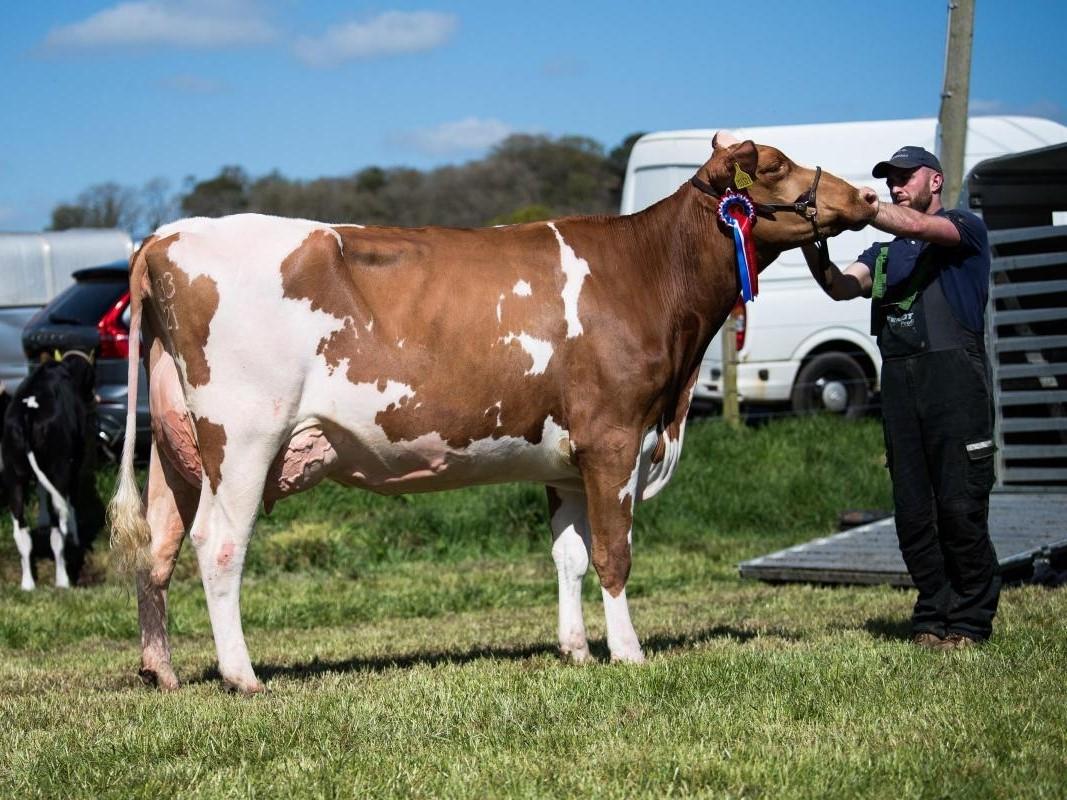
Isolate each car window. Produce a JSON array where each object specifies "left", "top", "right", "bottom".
[{"left": 46, "top": 281, "right": 126, "bottom": 326}]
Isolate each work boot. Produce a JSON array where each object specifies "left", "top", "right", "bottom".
[
  {"left": 934, "top": 633, "right": 981, "bottom": 651},
  {"left": 911, "top": 632, "right": 944, "bottom": 649}
]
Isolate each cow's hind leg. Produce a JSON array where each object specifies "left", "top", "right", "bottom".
[
  {"left": 188, "top": 437, "right": 278, "bottom": 694},
  {"left": 547, "top": 486, "right": 592, "bottom": 663},
  {"left": 138, "top": 442, "right": 198, "bottom": 690},
  {"left": 49, "top": 527, "right": 70, "bottom": 588},
  {"left": 580, "top": 432, "right": 645, "bottom": 664}
]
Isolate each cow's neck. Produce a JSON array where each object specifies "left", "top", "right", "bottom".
[
  {"left": 577, "top": 184, "right": 740, "bottom": 432},
  {"left": 621, "top": 183, "right": 776, "bottom": 363}
]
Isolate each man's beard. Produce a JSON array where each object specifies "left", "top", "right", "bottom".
[{"left": 908, "top": 185, "right": 934, "bottom": 213}]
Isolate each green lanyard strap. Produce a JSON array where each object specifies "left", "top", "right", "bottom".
[{"left": 872, "top": 243, "right": 925, "bottom": 312}]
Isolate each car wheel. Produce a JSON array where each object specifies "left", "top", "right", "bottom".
[{"left": 790, "top": 353, "right": 869, "bottom": 419}]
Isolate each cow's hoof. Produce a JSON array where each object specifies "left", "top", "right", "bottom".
[
  {"left": 223, "top": 677, "right": 266, "bottom": 695},
  {"left": 20, "top": 582, "right": 35, "bottom": 592},
  {"left": 610, "top": 649, "right": 646, "bottom": 665},
  {"left": 139, "top": 665, "right": 181, "bottom": 691},
  {"left": 561, "top": 646, "right": 592, "bottom": 664}
]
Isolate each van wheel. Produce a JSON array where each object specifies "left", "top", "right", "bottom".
[{"left": 790, "top": 353, "right": 868, "bottom": 419}]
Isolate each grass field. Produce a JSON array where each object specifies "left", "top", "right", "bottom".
[{"left": 1, "top": 416, "right": 1065, "bottom": 798}]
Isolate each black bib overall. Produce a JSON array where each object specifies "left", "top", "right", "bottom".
[{"left": 872, "top": 244, "right": 1001, "bottom": 640}]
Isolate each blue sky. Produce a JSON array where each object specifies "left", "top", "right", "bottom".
[{"left": 1, "top": 1, "right": 1064, "bottom": 232}]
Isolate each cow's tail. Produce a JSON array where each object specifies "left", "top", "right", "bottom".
[{"left": 108, "top": 238, "right": 153, "bottom": 573}]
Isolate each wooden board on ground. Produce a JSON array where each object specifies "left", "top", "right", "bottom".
[{"left": 738, "top": 492, "right": 1067, "bottom": 586}]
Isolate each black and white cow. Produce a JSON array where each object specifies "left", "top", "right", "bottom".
[
  {"left": 0, "top": 383, "right": 9, "bottom": 506},
  {"left": 2, "top": 352, "right": 96, "bottom": 589}
]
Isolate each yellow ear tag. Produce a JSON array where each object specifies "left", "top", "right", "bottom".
[
  {"left": 734, "top": 163, "right": 753, "bottom": 189},
  {"left": 53, "top": 349, "right": 62, "bottom": 361}
]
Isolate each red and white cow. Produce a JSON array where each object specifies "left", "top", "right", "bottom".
[{"left": 109, "top": 133, "right": 875, "bottom": 692}]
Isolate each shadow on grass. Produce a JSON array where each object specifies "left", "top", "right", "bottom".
[
  {"left": 191, "top": 625, "right": 772, "bottom": 686},
  {"left": 863, "top": 616, "right": 912, "bottom": 642}
]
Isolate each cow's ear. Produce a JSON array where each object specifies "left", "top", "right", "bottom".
[
  {"left": 707, "top": 139, "right": 760, "bottom": 191},
  {"left": 712, "top": 130, "right": 741, "bottom": 149},
  {"left": 733, "top": 140, "right": 759, "bottom": 180}
]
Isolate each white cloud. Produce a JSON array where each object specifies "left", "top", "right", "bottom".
[
  {"left": 391, "top": 117, "right": 514, "bottom": 157},
  {"left": 293, "top": 11, "right": 457, "bottom": 68},
  {"left": 42, "top": 1, "right": 276, "bottom": 51}
]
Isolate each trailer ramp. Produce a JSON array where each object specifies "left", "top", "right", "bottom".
[{"left": 739, "top": 492, "right": 1066, "bottom": 586}]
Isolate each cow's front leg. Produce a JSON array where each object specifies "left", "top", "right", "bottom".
[
  {"left": 547, "top": 486, "right": 592, "bottom": 663},
  {"left": 580, "top": 433, "right": 645, "bottom": 664},
  {"left": 137, "top": 443, "right": 197, "bottom": 690},
  {"left": 12, "top": 517, "right": 35, "bottom": 591},
  {"left": 8, "top": 480, "right": 34, "bottom": 591},
  {"left": 25, "top": 452, "right": 74, "bottom": 588}
]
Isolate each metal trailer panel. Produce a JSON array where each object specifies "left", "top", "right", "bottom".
[{"left": 0, "top": 229, "right": 133, "bottom": 307}]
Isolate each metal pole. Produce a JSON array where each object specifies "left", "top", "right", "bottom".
[
  {"left": 937, "top": 0, "right": 975, "bottom": 208},
  {"left": 722, "top": 315, "right": 740, "bottom": 426}
]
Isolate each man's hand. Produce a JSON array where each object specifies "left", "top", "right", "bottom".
[
  {"left": 860, "top": 186, "right": 880, "bottom": 215},
  {"left": 801, "top": 243, "right": 873, "bottom": 300}
]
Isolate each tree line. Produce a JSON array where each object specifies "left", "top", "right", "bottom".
[{"left": 50, "top": 132, "right": 644, "bottom": 236}]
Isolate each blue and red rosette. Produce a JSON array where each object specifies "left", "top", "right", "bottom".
[{"left": 717, "top": 189, "right": 759, "bottom": 302}]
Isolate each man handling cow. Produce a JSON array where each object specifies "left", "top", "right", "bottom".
[{"left": 801, "top": 146, "right": 1000, "bottom": 651}]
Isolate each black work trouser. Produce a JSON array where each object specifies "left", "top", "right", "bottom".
[{"left": 880, "top": 345, "right": 1001, "bottom": 640}]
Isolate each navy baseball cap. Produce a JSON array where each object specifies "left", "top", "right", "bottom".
[{"left": 872, "top": 146, "right": 943, "bottom": 178}]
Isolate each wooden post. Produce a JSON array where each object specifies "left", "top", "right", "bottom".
[
  {"left": 722, "top": 314, "right": 740, "bottom": 426},
  {"left": 937, "top": 0, "right": 975, "bottom": 208}
]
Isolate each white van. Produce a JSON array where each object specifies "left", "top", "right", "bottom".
[{"left": 620, "top": 116, "right": 1067, "bottom": 416}]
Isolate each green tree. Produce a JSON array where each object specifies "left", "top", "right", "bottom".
[
  {"left": 49, "top": 182, "right": 139, "bottom": 231},
  {"left": 488, "top": 204, "right": 555, "bottom": 226},
  {"left": 49, "top": 204, "right": 88, "bottom": 230},
  {"left": 181, "top": 166, "right": 250, "bottom": 217}
]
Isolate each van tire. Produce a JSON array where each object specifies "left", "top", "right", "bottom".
[{"left": 790, "top": 353, "right": 869, "bottom": 419}]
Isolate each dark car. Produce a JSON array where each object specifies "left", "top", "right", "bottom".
[{"left": 21, "top": 261, "right": 149, "bottom": 460}]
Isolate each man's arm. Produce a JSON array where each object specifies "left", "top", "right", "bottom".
[
  {"left": 802, "top": 243, "right": 873, "bottom": 300},
  {"left": 861, "top": 187, "right": 962, "bottom": 246}
]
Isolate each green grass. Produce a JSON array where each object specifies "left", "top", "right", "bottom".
[{"left": 1, "top": 416, "right": 1064, "bottom": 798}]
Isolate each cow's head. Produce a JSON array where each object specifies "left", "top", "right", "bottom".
[
  {"left": 57, "top": 351, "right": 97, "bottom": 405},
  {"left": 697, "top": 131, "right": 875, "bottom": 253}
]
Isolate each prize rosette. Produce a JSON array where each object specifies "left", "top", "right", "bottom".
[{"left": 717, "top": 189, "right": 759, "bottom": 302}]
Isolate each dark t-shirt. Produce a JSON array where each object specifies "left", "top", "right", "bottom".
[{"left": 857, "top": 208, "right": 991, "bottom": 333}]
